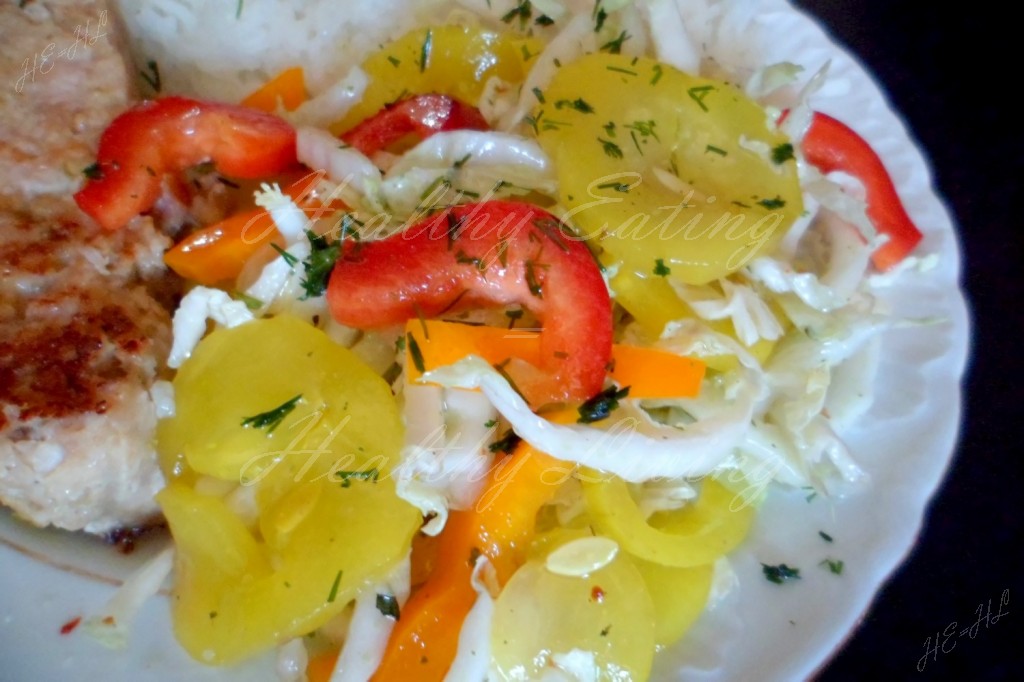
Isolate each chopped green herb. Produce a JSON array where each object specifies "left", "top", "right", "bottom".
[
  {"left": 375, "top": 593, "right": 400, "bottom": 619},
  {"left": 468, "top": 546, "right": 482, "bottom": 567},
  {"left": 140, "top": 59, "right": 161, "bottom": 93},
  {"left": 820, "top": 558, "right": 844, "bottom": 575},
  {"left": 650, "top": 63, "right": 663, "bottom": 85},
  {"left": 804, "top": 488, "right": 818, "bottom": 503},
  {"left": 455, "top": 250, "right": 485, "bottom": 270},
  {"left": 489, "top": 428, "right": 522, "bottom": 454},
  {"left": 606, "top": 65, "right": 638, "bottom": 76},
  {"left": 819, "top": 531, "right": 834, "bottom": 543},
  {"left": 531, "top": 87, "right": 546, "bottom": 103},
  {"left": 761, "top": 563, "right": 801, "bottom": 584},
  {"left": 705, "top": 144, "right": 727, "bottom": 156},
  {"left": 653, "top": 258, "right": 671, "bottom": 277},
  {"left": 270, "top": 243, "right": 298, "bottom": 268},
  {"left": 493, "top": 359, "right": 529, "bottom": 403},
  {"left": 535, "top": 14, "right": 554, "bottom": 26},
  {"left": 505, "top": 308, "right": 524, "bottom": 328},
  {"left": 382, "top": 362, "right": 402, "bottom": 385},
  {"left": 336, "top": 468, "right": 380, "bottom": 488},
  {"left": 597, "top": 181, "right": 630, "bottom": 193},
  {"left": 600, "top": 31, "right": 629, "bottom": 54},
  {"left": 602, "top": 121, "right": 616, "bottom": 137},
  {"left": 407, "top": 333, "right": 425, "bottom": 373},
  {"left": 757, "top": 196, "right": 786, "bottom": 210},
  {"left": 594, "top": 4, "right": 608, "bottom": 32},
  {"left": 771, "top": 142, "right": 795, "bottom": 164},
  {"left": 600, "top": 625, "right": 611, "bottom": 637},
  {"left": 419, "top": 175, "right": 451, "bottom": 202},
  {"left": 241, "top": 394, "right": 302, "bottom": 433},
  {"left": 235, "top": 0, "right": 243, "bottom": 19},
  {"left": 395, "top": 335, "right": 406, "bottom": 353},
  {"left": 555, "top": 97, "right": 595, "bottom": 114},
  {"left": 687, "top": 85, "right": 716, "bottom": 112},
  {"left": 300, "top": 231, "right": 342, "bottom": 299},
  {"left": 523, "top": 112, "right": 541, "bottom": 135},
  {"left": 326, "top": 569, "right": 343, "bottom": 603},
  {"left": 598, "top": 137, "right": 623, "bottom": 159},
  {"left": 82, "top": 162, "right": 103, "bottom": 181},
  {"left": 532, "top": 217, "right": 570, "bottom": 252},
  {"left": 387, "top": 55, "right": 401, "bottom": 67},
  {"left": 484, "top": 419, "right": 498, "bottom": 429},
  {"left": 625, "top": 120, "right": 658, "bottom": 141},
  {"left": 577, "top": 385, "right": 630, "bottom": 424},
  {"left": 419, "top": 29, "right": 433, "bottom": 73},
  {"left": 501, "top": 0, "right": 532, "bottom": 27},
  {"left": 520, "top": 44, "right": 534, "bottom": 62},
  {"left": 525, "top": 260, "right": 544, "bottom": 297}
]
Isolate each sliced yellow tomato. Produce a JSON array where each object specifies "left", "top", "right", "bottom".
[
  {"left": 537, "top": 53, "right": 802, "bottom": 287},
  {"left": 333, "top": 25, "right": 539, "bottom": 134}
]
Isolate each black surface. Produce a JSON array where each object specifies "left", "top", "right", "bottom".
[{"left": 791, "top": 2, "right": 1023, "bottom": 680}]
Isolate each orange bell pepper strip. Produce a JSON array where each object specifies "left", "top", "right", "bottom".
[
  {"left": 163, "top": 172, "right": 342, "bottom": 285},
  {"left": 371, "top": 442, "right": 562, "bottom": 681},
  {"left": 241, "top": 67, "right": 307, "bottom": 113},
  {"left": 405, "top": 319, "right": 705, "bottom": 400}
]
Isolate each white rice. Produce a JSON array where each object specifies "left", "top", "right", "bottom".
[{"left": 114, "top": 0, "right": 449, "bottom": 103}]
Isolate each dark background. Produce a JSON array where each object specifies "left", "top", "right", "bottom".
[{"left": 791, "top": 2, "right": 1023, "bottom": 680}]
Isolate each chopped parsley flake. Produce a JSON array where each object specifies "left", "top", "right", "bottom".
[
  {"left": 687, "top": 85, "right": 716, "bottom": 112},
  {"left": 596, "top": 181, "right": 630, "bottom": 193},
  {"left": 419, "top": 30, "right": 433, "bottom": 73},
  {"left": 771, "top": 142, "right": 795, "bottom": 164},
  {"left": 820, "top": 558, "right": 844, "bottom": 575},
  {"left": 336, "top": 468, "right": 380, "bottom": 488},
  {"left": 375, "top": 593, "right": 401, "bottom": 619},
  {"left": 598, "top": 137, "right": 623, "bottom": 159},
  {"left": 653, "top": 258, "right": 671, "bottom": 276},
  {"left": 140, "top": 59, "right": 161, "bottom": 93},
  {"left": 600, "top": 31, "right": 630, "bottom": 54},
  {"left": 535, "top": 14, "right": 554, "bottom": 26},
  {"left": 82, "top": 162, "right": 103, "bottom": 180},
  {"left": 532, "top": 217, "right": 571, "bottom": 252},
  {"left": 761, "top": 563, "right": 801, "bottom": 584},
  {"left": 387, "top": 55, "right": 400, "bottom": 67},
  {"left": 455, "top": 250, "right": 485, "bottom": 270},
  {"left": 240, "top": 394, "right": 302, "bottom": 433},
  {"left": 501, "top": 0, "right": 532, "bottom": 27},
  {"left": 453, "top": 153, "right": 472, "bottom": 169},
  {"left": 235, "top": 0, "right": 243, "bottom": 19},
  {"left": 758, "top": 196, "right": 787, "bottom": 210},
  {"left": 819, "top": 531, "right": 834, "bottom": 543},
  {"left": 555, "top": 97, "right": 595, "bottom": 114},
  {"left": 525, "top": 260, "right": 545, "bottom": 297},
  {"left": 532, "top": 87, "right": 545, "bottom": 103},
  {"left": 489, "top": 428, "right": 522, "bottom": 454},
  {"left": 606, "top": 65, "right": 638, "bottom": 76},
  {"left": 594, "top": 4, "right": 608, "bottom": 32},
  {"left": 270, "top": 243, "right": 298, "bottom": 268},
  {"left": 705, "top": 144, "right": 727, "bottom": 156},
  {"left": 603, "top": 121, "right": 616, "bottom": 137},
  {"left": 326, "top": 570, "right": 343, "bottom": 603},
  {"left": 406, "top": 333, "right": 425, "bottom": 373},
  {"left": 300, "top": 230, "right": 342, "bottom": 299},
  {"left": 484, "top": 419, "right": 498, "bottom": 429},
  {"left": 650, "top": 64, "right": 663, "bottom": 85},
  {"left": 577, "top": 385, "right": 630, "bottom": 424}
]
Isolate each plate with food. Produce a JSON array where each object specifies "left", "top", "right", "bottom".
[{"left": 0, "top": 0, "right": 969, "bottom": 680}]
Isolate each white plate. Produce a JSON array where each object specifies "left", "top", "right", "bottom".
[{"left": 0, "top": 1, "right": 969, "bottom": 680}]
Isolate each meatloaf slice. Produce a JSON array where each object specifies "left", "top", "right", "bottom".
[{"left": 0, "top": 0, "right": 178, "bottom": 534}]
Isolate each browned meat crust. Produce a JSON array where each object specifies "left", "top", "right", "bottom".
[{"left": 0, "top": 0, "right": 179, "bottom": 533}]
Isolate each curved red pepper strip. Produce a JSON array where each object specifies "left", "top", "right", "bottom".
[
  {"left": 326, "top": 200, "right": 612, "bottom": 405},
  {"left": 74, "top": 96, "right": 297, "bottom": 231},
  {"left": 799, "top": 112, "right": 924, "bottom": 270},
  {"left": 340, "top": 93, "right": 489, "bottom": 157}
]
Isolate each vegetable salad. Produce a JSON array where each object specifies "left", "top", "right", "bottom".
[{"left": 74, "top": 0, "right": 926, "bottom": 679}]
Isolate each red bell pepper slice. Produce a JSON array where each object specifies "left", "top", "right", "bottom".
[
  {"left": 326, "top": 200, "right": 612, "bottom": 406},
  {"left": 74, "top": 96, "right": 297, "bottom": 231},
  {"left": 339, "top": 93, "right": 489, "bottom": 157},
  {"left": 799, "top": 111, "right": 924, "bottom": 270}
]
